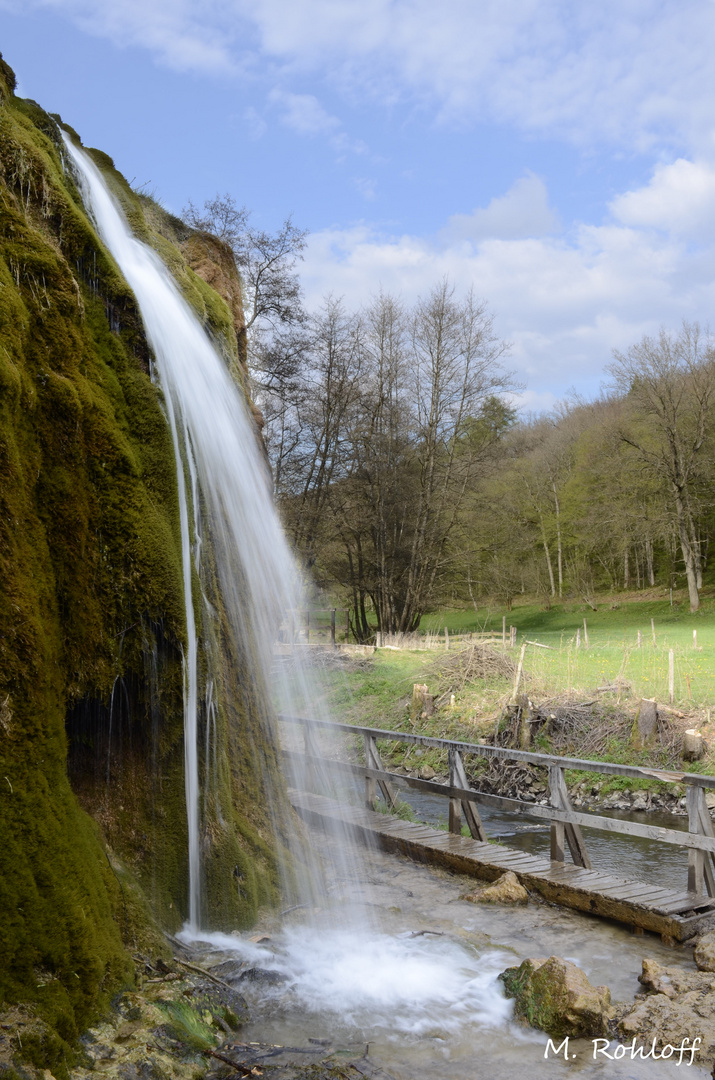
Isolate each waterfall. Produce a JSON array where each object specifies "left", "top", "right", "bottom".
[{"left": 61, "top": 133, "right": 326, "bottom": 928}]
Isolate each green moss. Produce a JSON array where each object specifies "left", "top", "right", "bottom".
[{"left": 0, "top": 54, "right": 283, "bottom": 1068}]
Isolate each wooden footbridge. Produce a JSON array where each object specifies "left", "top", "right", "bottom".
[{"left": 281, "top": 716, "right": 715, "bottom": 941}]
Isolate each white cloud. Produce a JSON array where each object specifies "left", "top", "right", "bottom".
[
  {"left": 441, "top": 175, "right": 559, "bottom": 243},
  {"left": 268, "top": 90, "right": 341, "bottom": 136},
  {"left": 353, "top": 177, "right": 377, "bottom": 201},
  {"left": 9, "top": 0, "right": 715, "bottom": 152},
  {"left": 300, "top": 169, "right": 715, "bottom": 398},
  {"left": 611, "top": 159, "right": 715, "bottom": 239}
]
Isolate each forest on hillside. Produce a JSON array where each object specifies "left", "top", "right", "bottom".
[{"left": 187, "top": 197, "right": 715, "bottom": 634}]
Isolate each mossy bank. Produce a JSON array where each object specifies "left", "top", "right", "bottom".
[{"left": 0, "top": 54, "right": 283, "bottom": 1070}]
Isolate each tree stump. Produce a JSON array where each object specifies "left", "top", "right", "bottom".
[
  {"left": 411, "top": 683, "right": 434, "bottom": 721},
  {"left": 632, "top": 698, "right": 658, "bottom": 748},
  {"left": 683, "top": 729, "right": 704, "bottom": 761}
]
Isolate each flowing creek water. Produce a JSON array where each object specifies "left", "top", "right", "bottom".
[{"left": 184, "top": 829, "right": 709, "bottom": 1078}]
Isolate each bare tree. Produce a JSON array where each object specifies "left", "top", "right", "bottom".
[
  {"left": 608, "top": 323, "right": 715, "bottom": 611},
  {"left": 183, "top": 194, "right": 308, "bottom": 405}
]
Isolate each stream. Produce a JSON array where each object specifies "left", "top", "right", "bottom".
[{"left": 184, "top": 824, "right": 710, "bottom": 1079}]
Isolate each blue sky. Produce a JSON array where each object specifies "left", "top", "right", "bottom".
[{"left": 3, "top": 0, "right": 715, "bottom": 410}]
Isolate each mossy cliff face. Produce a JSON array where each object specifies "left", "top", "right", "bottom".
[{"left": 0, "top": 54, "right": 282, "bottom": 1061}]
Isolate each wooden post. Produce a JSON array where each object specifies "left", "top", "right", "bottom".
[
  {"left": 449, "top": 749, "right": 487, "bottom": 841},
  {"left": 304, "top": 723, "right": 319, "bottom": 792},
  {"left": 502, "top": 616, "right": 506, "bottom": 647},
  {"left": 512, "top": 642, "right": 528, "bottom": 701},
  {"left": 549, "top": 765, "right": 565, "bottom": 862},
  {"left": 549, "top": 764, "right": 591, "bottom": 868},
  {"left": 668, "top": 649, "right": 675, "bottom": 704},
  {"left": 364, "top": 735, "right": 398, "bottom": 810},
  {"left": 363, "top": 734, "right": 377, "bottom": 809},
  {"left": 510, "top": 625, "right": 517, "bottom": 647},
  {"left": 651, "top": 618, "right": 656, "bottom": 645},
  {"left": 448, "top": 748, "right": 461, "bottom": 835},
  {"left": 693, "top": 628, "right": 698, "bottom": 650},
  {"left": 346, "top": 609, "right": 350, "bottom": 643},
  {"left": 583, "top": 619, "right": 589, "bottom": 648},
  {"left": 637, "top": 629, "right": 642, "bottom": 648},
  {"left": 330, "top": 608, "right": 336, "bottom": 648},
  {"left": 445, "top": 626, "right": 450, "bottom": 650},
  {"left": 687, "top": 786, "right": 715, "bottom": 896},
  {"left": 575, "top": 627, "right": 581, "bottom": 650}
]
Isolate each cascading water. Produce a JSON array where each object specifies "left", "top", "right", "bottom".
[{"left": 61, "top": 132, "right": 351, "bottom": 926}]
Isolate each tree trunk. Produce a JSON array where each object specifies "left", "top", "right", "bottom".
[
  {"left": 675, "top": 492, "right": 700, "bottom": 611},
  {"left": 552, "top": 481, "right": 563, "bottom": 597}
]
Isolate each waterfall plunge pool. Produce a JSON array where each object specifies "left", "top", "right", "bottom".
[{"left": 181, "top": 829, "right": 707, "bottom": 1079}]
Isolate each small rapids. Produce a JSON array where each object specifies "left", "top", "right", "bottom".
[{"left": 180, "top": 924, "right": 514, "bottom": 1039}]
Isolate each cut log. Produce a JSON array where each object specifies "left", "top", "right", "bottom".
[{"left": 683, "top": 729, "right": 704, "bottom": 762}]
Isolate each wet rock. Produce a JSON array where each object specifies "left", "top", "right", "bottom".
[
  {"left": 499, "top": 956, "right": 611, "bottom": 1037},
  {"left": 695, "top": 931, "right": 715, "bottom": 972},
  {"left": 617, "top": 958, "right": 715, "bottom": 1057},
  {"left": 237, "top": 968, "right": 287, "bottom": 986},
  {"left": 461, "top": 871, "right": 528, "bottom": 906},
  {"left": 631, "top": 794, "right": 649, "bottom": 811}
]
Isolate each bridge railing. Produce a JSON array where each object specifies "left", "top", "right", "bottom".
[{"left": 279, "top": 715, "right": 715, "bottom": 897}]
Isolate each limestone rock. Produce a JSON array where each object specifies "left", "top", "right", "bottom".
[
  {"left": 499, "top": 956, "right": 611, "bottom": 1037},
  {"left": 618, "top": 959, "right": 715, "bottom": 1058},
  {"left": 462, "top": 871, "right": 528, "bottom": 906},
  {"left": 695, "top": 932, "right": 715, "bottom": 972}
]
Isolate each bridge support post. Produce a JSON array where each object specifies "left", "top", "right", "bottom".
[
  {"left": 364, "top": 735, "right": 398, "bottom": 810},
  {"left": 549, "top": 764, "right": 591, "bottom": 868},
  {"left": 687, "top": 785, "right": 715, "bottom": 896},
  {"left": 449, "top": 749, "right": 487, "bottom": 841}
]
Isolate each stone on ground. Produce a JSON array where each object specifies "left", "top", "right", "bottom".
[
  {"left": 461, "top": 871, "right": 528, "bottom": 905},
  {"left": 499, "top": 956, "right": 611, "bottom": 1037}
]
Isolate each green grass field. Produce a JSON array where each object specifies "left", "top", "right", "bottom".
[{"left": 420, "top": 592, "right": 715, "bottom": 709}]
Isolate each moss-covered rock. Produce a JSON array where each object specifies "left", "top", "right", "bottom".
[
  {"left": 499, "top": 956, "right": 611, "bottom": 1037},
  {"left": 0, "top": 51, "right": 283, "bottom": 1068}
]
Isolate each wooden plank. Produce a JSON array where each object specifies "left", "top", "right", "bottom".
[{"left": 288, "top": 789, "right": 702, "bottom": 940}]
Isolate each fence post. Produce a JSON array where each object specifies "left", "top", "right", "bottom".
[
  {"left": 548, "top": 764, "right": 591, "bottom": 868},
  {"left": 445, "top": 626, "right": 450, "bottom": 650},
  {"left": 686, "top": 785, "right": 715, "bottom": 896},
  {"left": 637, "top": 630, "right": 642, "bottom": 648},
  {"left": 502, "top": 616, "right": 506, "bottom": 647},
  {"left": 330, "top": 608, "right": 336, "bottom": 648},
  {"left": 669, "top": 649, "right": 675, "bottom": 704},
  {"left": 651, "top": 618, "right": 656, "bottom": 645},
  {"left": 583, "top": 619, "right": 589, "bottom": 648},
  {"left": 346, "top": 609, "right": 350, "bottom": 643},
  {"left": 450, "top": 749, "right": 487, "bottom": 841}
]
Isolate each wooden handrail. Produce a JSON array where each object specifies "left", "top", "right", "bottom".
[
  {"left": 278, "top": 714, "right": 715, "bottom": 788},
  {"left": 281, "top": 750, "right": 715, "bottom": 853}
]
